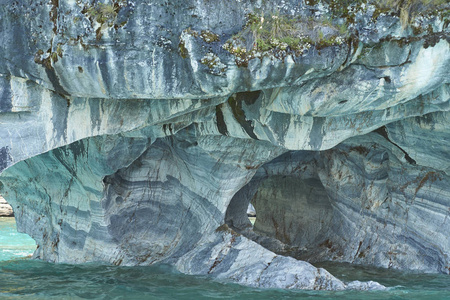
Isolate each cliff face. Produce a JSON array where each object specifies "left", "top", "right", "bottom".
[{"left": 0, "top": 0, "right": 449, "bottom": 290}]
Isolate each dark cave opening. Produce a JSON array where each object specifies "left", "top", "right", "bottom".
[
  {"left": 251, "top": 175, "right": 334, "bottom": 255},
  {"left": 225, "top": 151, "right": 338, "bottom": 262}
]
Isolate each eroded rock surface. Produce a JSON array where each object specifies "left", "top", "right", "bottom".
[{"left": 0, "top": 0, "right": 449, "bottom": 290}]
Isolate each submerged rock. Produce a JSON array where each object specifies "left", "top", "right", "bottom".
[{"left": 0, "top": 0, "right": 449, "bottom": 290}]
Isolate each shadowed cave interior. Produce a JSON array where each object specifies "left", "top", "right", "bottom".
[{"left": 225, "top": 151, "right": 340, "bottom": 263}]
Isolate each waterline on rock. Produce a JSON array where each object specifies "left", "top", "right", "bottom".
[{"left": 1, "top": 219, "right": 450, "bottom": 299}]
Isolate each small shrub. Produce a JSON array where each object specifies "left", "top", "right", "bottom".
[
  {"left": 225, "top": 11, "right": 346, "bottom": 55},
  {"left": 378, "top": 0, "right": 449, "bottom": 27},
  {"left": 84, "top": 1, "right": 128, "bottom": 26},
  {"left": 86, "top": 3, "right": 117, "bottom": 25},
  {"left": 256, "top": 38, "right": 271, "bottom": 51}
]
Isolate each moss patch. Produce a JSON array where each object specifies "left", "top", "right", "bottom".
[
  {"left": 200, "top": 53, "right": 227, "bottom": 75},
  {"left": 81, "top": 0, "right": 128, "bottom": 40},
  {"left": 178, "top": 40, "right": 189, "bottom": 59},
  {"left": 34, "top": 42, "right": 64, "bottom": 69},
  {"left": 200, "top": 30, "right": 220, "bottom": 43},
  {"left": 83, "top": 1, "right": 125, "bottom": 25}
]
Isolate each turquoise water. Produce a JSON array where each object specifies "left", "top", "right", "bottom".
[
  {"left": 1, "top": 218, "right": 450, "bottom": 299},
  {"left": 0, "top": 218, "right": 35, "bottom": 261}
]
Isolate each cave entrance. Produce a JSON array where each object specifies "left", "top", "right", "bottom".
[
  {"left": 225, "top": 155, "right": 336, "bottom": 261},
  {"left": 0, "top": 194, "right": 36, "bottom": 261},
  {"left": 251, "top": 175, "right": 333, "bottom": 254}
]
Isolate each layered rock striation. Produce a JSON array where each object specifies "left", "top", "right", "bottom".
[{"left": 0, "top": 0, "right": 449, "bottom": 290}]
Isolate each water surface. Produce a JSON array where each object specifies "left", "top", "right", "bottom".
[
  {"left": 1, "top": 218, "right": 449, "bottom": 299},
  {"left": 0, "top": 218, "right": 35, "bottom": 261}
]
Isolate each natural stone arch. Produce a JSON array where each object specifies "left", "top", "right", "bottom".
[
  {"left": 224, "top": 133, "right": 450, "bottom": 275},
  {"left": 225, "top": 150, "right": 335, "bottom": 260}
]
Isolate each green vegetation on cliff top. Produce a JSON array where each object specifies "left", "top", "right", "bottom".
[
  {"left": 219, "top": 0, "right": 448, "bottom": 66},
  {"left": 306, "top": 0, "right": 449, "bottom": 26}
]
